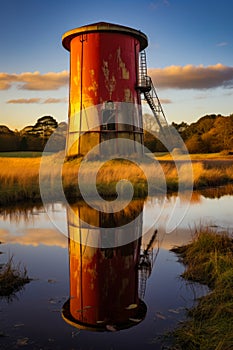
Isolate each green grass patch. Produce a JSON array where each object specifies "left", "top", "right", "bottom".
[
  {"left": 169, "top": 229, "right": 233, "bottom": 350},
  {"left": 0, "top": 151, "right": 43, "bottom": 158},
  {"left": 156, "top": 152, "right": 233, "bottom": 161}
]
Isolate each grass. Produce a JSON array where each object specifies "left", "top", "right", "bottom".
[
  {"left": 0, "top": 151, "right": 43, "bottom": 158},
  {"left": 0, "top": 254, "right": 31, "bottom": 298},
  {"left": 0, "top": 152, "right": 233, "bottom": 205},
  {"left": 169, "top": 229, "right": 233, "bottom": 350},
  {"left": 0, "top": 156, "right": 41, "bottom": 204},
  {"left": 155, "top": 152, "right": 233, "bottom": 161}
]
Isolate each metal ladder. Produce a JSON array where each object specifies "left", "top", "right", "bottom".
[
  {"left": 138, "top": 229, "right": 159, "bottom": 299},
  {"left": 138, "top": 50, "right": 150, "bottom": 90},
  {"left": 137, "top": 50, "right": 170, "bottom": 142}
]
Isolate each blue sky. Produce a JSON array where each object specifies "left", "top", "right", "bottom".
[{"left": 0, "top": 0, "right": 233, "bottom": 130}]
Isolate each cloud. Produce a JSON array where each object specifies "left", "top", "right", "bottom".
[
  {"left": 0, "top": 228, "right": 67, "bottom": 248},
  {"left": 0, "top": 70, "right": 69, "bottom": 91},
  {"left": 0, "top": 73, "right": 15, "bottom": 89},
  {"left": 149, "top": 0, "right": 170, "bottom": 10},
  {"left": 6, "top": 97, "right": 67, "bottom": 104},
  {"left": 159, "top": 98, "right": 172, "bottom": 104},
  {"left": 216, "top": 42, "right": 228, "bottom": 47},
  {"left": 2, "top": 64, "right": 233, "bottom": 93},
  {"left": 142, "top": 97, "right": 172, "bottom": 106},
  {"left": 7, "top": 98, "right": 42, "bottom": 104},
  {"left": 148, "top": 64, "right": 233, "bottom": 90},
  {"left": 43, "top": 97, "right": 68, "bottom": 104},
  {"left": 195, "top": 93, "right": 209, "bottom": 100}
]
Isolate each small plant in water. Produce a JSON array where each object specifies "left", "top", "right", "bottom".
[{"left": 0, "top": 254, "right": 30, "bottom": 299}]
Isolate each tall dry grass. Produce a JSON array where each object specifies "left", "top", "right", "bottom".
[
  {"left": 0, "top": 254, "right": 30, "bottom": 298},
  {"left": 0, "top": 155, "right": 233, "bottom": 205},
  {"left": 192, "top": 161, "right": 233, "bottom": 188},
  {"left": 170, "top": 229, "right": 233, "bottom": 350},
  {"left": 0, "top": 157, "right": 41, "bottom": 204}
]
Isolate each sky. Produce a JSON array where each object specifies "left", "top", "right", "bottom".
[{"left": 0, "top": 0, "right": 233, "bottom": 130}]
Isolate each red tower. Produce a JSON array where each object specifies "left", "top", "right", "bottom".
[
  {"left": 62, "top": 22, "right": 148, "bottom": 157},
  {"left": 62, "top": 200, "right": 147, "bottom": 331}
]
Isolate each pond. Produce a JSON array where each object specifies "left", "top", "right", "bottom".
[{"left": 1, "top": 185, "right": 233, "bottom": 350}]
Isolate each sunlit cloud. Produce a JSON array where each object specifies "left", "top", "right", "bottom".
[
  {"left": 7, "top": 98, "right": 41, "bottom": 104},
  {"left": 148, "top": 63, "right": 233, "bottom": 89},
  {"left": 0, "top": 73, "right": 15, "bottom": 89},
  {"left": 142, "top": 97, "right": 171, "bottom": 107},
  {"left": 159, "top": 98, "right": 172, "bottom": 104},
  {"left": 0, "top": 228, "right": 67, "bottom": 248},
  {"left": 2, "top": 64, "right": 233, "bottom": 93},
  {"left": 6, "top": 97, "right": 67, "bottom": 104},
  {"left": 0, "top": 70, "right": 69, "bottom": 91},
  {"left": 43, "top": 97, "right": 68, "bottom": 104}
]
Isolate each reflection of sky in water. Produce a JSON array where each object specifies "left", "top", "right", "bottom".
[
  {"left": 1, "top": 191, "right": 228, "bottom": 349},
  {"left": 0, "top": 203, "right": 67, "bottom": 240},
  {"left": 0, "top": 192, "right": 232, "bottom": 250},
  {"left": 144, "top": 193, "right": 233, "bottom": 233}
]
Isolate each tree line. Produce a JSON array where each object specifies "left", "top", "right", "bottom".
[
  {"left": 1, "top": 113, "right": 232, "bottom": 154},
  {"left": 144, "top": 113, "right": 233, "bottom": 153},
  {"left": 0, "top": 116, "right": 66, "bottom": 152}
]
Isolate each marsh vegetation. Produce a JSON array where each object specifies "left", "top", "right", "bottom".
[
  {"left": 0, "top": 253, "right": 30, "bottom": 298},
  {"left": 0, "top": 152, "right": 233, "bottom": 205},
  {"left": 170, "top": 229, "right": 233, "bottom": 350}
]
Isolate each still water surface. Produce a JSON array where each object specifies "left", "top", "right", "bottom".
[{"left": 0, "top": 186, "right": 233, "bottom": 349}]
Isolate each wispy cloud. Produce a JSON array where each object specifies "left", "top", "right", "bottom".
[
  {"left": 216, "top": 41, "right": 228, "bottom": 47},
  {"left": 0, "top": 228, "right": 67, "bottom": 248},
  {"left": 159, "top": 98, "right": 172, "bottom": 104},
  {"left": 149, "top": 0, "right": 170, "bottom": 10},
  {"left": 43, "top": 97, "right": 68, "bottom": 104},
  {"left": 195, "top": 93, "right": 209, "bottom": 100},
  {"left": 7, "top": 97, "right": 67, "bottom": 104},
  {"left": 148, "top": 64, "right": 233, "bottom": 89},
  {"left": 0, "top": 71, "right": 69, "bottom": 91},
  {"left": 7, "top": 98, "right": 41, "bottom": 104}
]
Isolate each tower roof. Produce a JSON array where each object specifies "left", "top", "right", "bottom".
[{"left": 62, "top": 22, "right": 148, "bottom": 52}]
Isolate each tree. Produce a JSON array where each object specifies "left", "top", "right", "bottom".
[
  {"left": 185, "top": 134, "right": 207, "bottom": 153},
  {"left": 19, "top": 136, "right": 28, "bottom": 151}
]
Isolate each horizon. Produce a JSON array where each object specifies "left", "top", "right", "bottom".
[{"left": 1, "top": 111, "right": 232, "bottom": 133}]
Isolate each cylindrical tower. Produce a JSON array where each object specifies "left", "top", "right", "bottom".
[
  {"left": 62, "top": 200, "right": 147, "bottom": 331},
  {"left": 62, "top": 22, "right": 148, "bottom": 158}
]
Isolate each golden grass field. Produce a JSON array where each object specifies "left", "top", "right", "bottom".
[{"left": 0, "top": 152, "right": 233, "bottom": 205}]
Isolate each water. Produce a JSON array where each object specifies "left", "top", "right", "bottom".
[{"left": 1, "top": 186, "right": 233, "bottom": 349}]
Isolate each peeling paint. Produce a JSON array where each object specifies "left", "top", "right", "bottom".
[
  {"left": 117, "top": 47, "right": 129, "bottom": 79},
  {"left": 88, "top": 69, "right": 98, "bottom": 97},
  {"left": 102, "top": 60, "right": 116, "bottom": 99},
  {"left": 124, "top": 88, "right": 133, "bottom": 102}
]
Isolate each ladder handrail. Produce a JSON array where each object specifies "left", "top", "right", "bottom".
[{"left": 137, "top": 51, "right": 173, "bottom": 147}]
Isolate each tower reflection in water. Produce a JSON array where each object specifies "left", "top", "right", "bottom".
[{"left": 62, "top": 199, "right": 158, "bottom": 332}]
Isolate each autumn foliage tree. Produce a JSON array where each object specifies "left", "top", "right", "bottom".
[{"left": 179, "top": 114, "right": 233, "bottom": 153}]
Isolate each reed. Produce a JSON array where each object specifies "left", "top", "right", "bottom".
[
  {"left": 0, "top": 154, "right": 233, "bottom": 205},
  {"left": 0, "top": 157, "right": 41, "bottom": 204},
  {"left": 0, "top": 254, "right": 30, "bottom": 298},
  {"left": 169, "top": 229, "right": 233, "bottom": 350}
]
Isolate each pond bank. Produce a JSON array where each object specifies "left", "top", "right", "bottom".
[{"left": 169, "top": 229, "right": 233, "bottom": 350}]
